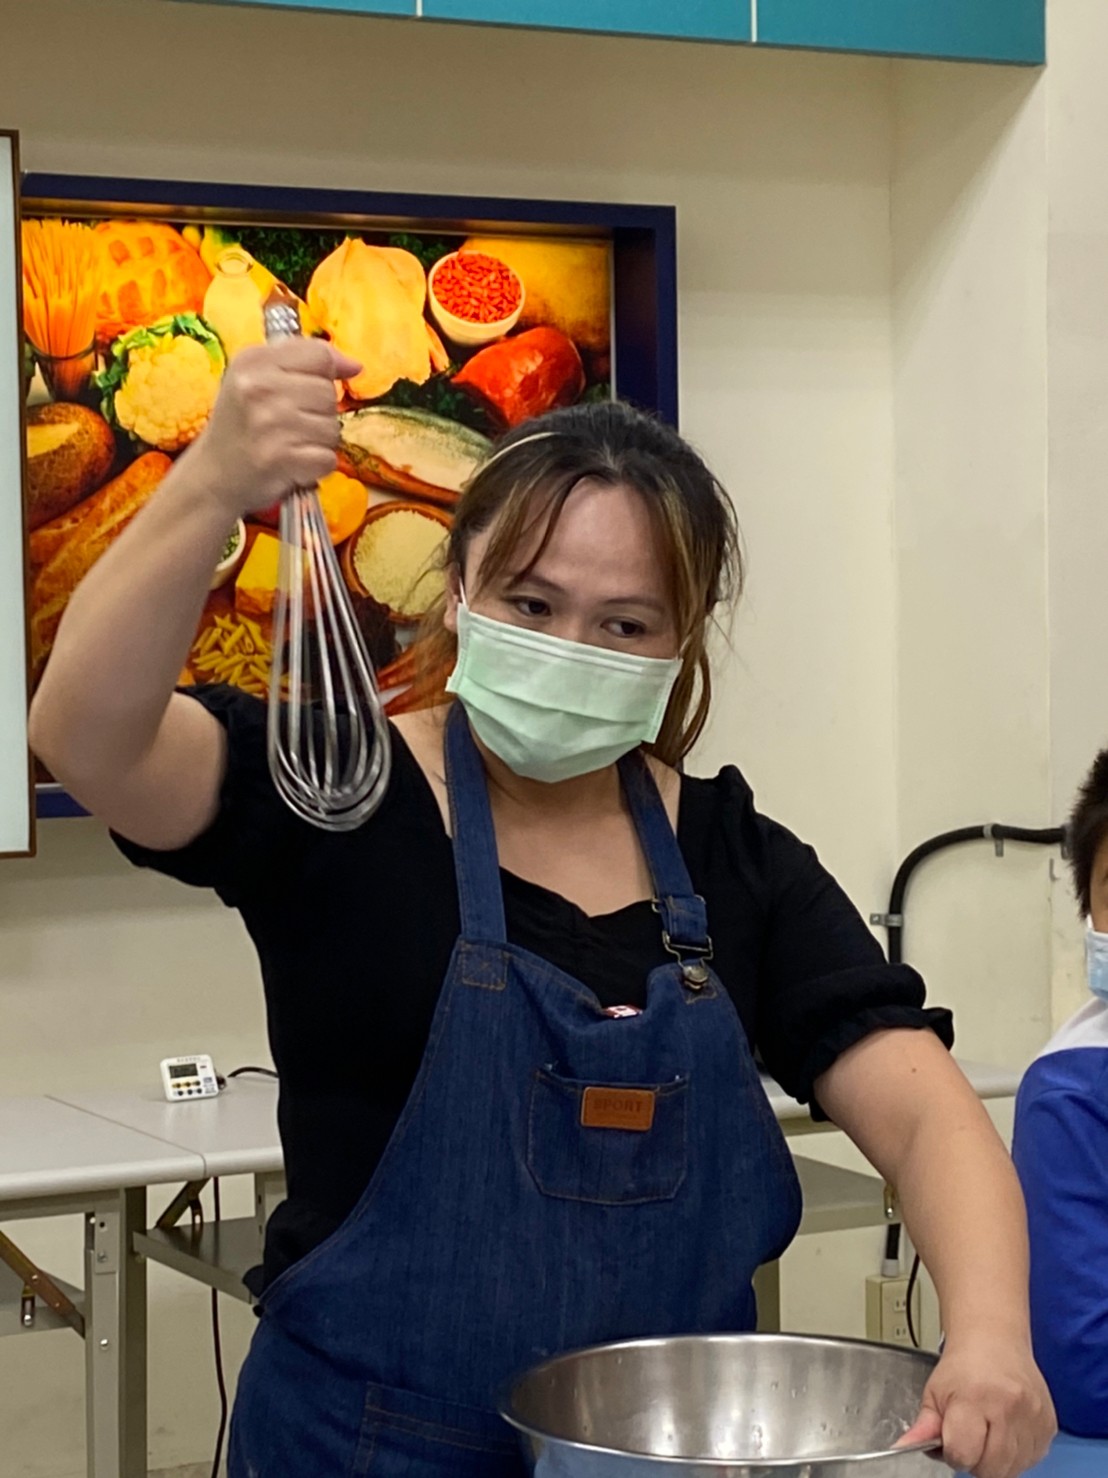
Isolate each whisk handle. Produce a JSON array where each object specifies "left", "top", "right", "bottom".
[
  {"left": 264, "top": 289, "right": 318, "bottom": 500},
  {"left": 263, "top": 284, "right": 303, "bottom": 342}
]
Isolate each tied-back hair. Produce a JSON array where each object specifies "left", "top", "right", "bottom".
[
  {"left": 1069, "top": 747, "right": 1108, "bottom": 916},
  {"left": 414, "top": 400, "right": 742, "bottom": 767}
]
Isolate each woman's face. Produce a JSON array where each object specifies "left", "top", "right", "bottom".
[{"left": 445, "top": 478, "right": 680, "bottom": 659}]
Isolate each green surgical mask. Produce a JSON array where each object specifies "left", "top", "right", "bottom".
[{"left": 445, "top": 602, "right": 681, "bottom": 784}]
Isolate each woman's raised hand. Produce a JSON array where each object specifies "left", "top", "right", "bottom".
[{"left": 187, "top": 338, "right": 362, "bottom": 518}]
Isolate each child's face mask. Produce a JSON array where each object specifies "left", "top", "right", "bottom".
[{"left": 1086, "top": 920, "right": 1108, "bottom": 1003}]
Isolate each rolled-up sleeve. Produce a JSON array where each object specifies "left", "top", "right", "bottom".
[{"left": 752, "top": 815, "right": 953, "bottom": 1114}]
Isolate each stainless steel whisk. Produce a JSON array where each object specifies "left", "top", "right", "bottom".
[{"left": 263, "top": 287, "right": 392, "bottom": 831}]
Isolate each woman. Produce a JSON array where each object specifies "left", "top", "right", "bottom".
[{"left": 30, "top": 338, "right": 1054, "bottom": 1478}]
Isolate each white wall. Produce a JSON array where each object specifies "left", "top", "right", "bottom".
[
  {"left": 890, "top": 62, "right": 1053, "bottom": 1064},
  {"left": 0, "top": 0, "right": 1094, "bottom": 1472},
  {"left": 1044, "top": 0, "right": 1108, "bottom": 1024},
  {"left": 884, "top": 0, "right": 1108, "bottom": 1049}
]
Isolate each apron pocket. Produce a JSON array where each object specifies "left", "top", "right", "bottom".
[
  {"left": 527, "top": 1067, "right": 688, "bottom": 1205},
  {"left": 355, "top": 1380, "right": 522, "bottom": 1477}
]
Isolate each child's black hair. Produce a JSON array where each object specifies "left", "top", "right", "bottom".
[{"left": 1069, "top": 748, "right": 1108, "bottom": 915}]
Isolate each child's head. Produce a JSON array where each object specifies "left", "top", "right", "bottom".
[{"left": 1069, "top": 748, "right": 1108, "bottom": 928}]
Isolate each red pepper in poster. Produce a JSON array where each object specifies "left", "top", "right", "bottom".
[{"left": 452, "top": 327, "right": 586, "bottom": 429}]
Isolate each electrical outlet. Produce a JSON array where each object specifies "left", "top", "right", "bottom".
[{"left": 865, "top": 1273, "right": 921, "bottom": 1347}]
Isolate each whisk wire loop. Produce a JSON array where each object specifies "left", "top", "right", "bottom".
[{"left": 263, "top": 295, "right": 392, "bottom": 831}]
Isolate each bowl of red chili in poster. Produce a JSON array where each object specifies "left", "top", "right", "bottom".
[{"left": 427, "top": 250, "right": 525, "bottom": 347}]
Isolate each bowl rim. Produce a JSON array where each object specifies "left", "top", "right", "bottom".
[
  {"left": 428, "top": 249, "right": 524, "bottom": 330},
  {"left": 498, "top": 1332, "right": 943, "bottom": 1470}
]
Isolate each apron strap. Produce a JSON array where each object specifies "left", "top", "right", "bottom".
[
  {"left": 445, "top": 702, "right": 508, "bottom": 944},
  {"left": 618, "top": 749, "right": 712, "bottom": 958},
  {"left": 445, "top": 703, "right": 709, "bottom": 957}
]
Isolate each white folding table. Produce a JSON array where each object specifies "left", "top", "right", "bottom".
[
  {"left": 54, "top": 1076, "right": 285, "bottom": 1303},
  {"left": 0, "top": 1096, "right": 205, "bottom": 1477}
]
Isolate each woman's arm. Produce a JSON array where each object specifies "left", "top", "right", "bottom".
[
  {"left": 815, "top": 1028, "right": 1056, "bottom": 1478},
  {"left": 30, "top": 448, "right": 237, "bottom": 848},
  {"left": 29, "top": 337, "right": 359, "bottom": 850}
]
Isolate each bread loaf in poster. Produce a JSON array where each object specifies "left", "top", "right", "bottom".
[
  {"left": 29, "top": 451, "right": 172, "bottom": 682},
  {"left": 26, "top": 404, "right": 116, "bottom": 531}
]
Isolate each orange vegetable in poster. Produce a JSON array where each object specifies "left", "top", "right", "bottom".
[
  {"left": 453, "top": 327, "right": 585, "bottom": 428},
  {"left": 21, "top": 220, "right": 104, "bottom": 400},
  {"left": 316, "top": 471, "right": 368, "bottom": 546},
  {"left": 307, "top": 239, "right": 433, "bottom": 401},
  {"left": 94, "top": 221, "right": 211, "bottom": 345}
]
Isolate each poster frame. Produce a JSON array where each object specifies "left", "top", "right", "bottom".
[
  {"left": 21, "top": 171, "right": 678, "bottom": 819},
  {"left": 2, "top": 131, "right": 35, "bottom": 855}
]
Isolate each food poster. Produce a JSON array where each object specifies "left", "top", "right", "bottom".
[{"left": 20, "top": 213, "right": 613, "bottom": 782}]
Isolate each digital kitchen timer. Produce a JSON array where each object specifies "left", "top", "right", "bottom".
[{"left": 160, "top": 1054, "right": 219, "bottom": 1102}]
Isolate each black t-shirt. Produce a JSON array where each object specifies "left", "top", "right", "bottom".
[{"left": 114, "top": 686, "right": 952, "bottom": 1292}]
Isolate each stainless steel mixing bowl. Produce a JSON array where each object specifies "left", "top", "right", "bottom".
[{"left": 501, "top": 1333, "right": 950, "bottom": 1477}]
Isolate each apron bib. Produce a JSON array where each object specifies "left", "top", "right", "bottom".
[{"left": 230, "top": 707, "right": 801, "bottom": 1477}]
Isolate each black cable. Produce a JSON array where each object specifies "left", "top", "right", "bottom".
[
  {"left": 210, "top": 1178, "right": 228, "bottom": 1478},
  {"left": 874, "top": 825, "right": 1064, "bottom": 1352},
  {"left": 218, "top": 1065, "right": 279, "bottom": 1092},
  {"left": 905, "top": 1251, "right": 922, "bottom": 1349},
  {"left": 205, "top": 1069, "right": 275, "bottom": 1460},
  {"left": 880, "top": 823, "right": 1065, "bottom": 965}
]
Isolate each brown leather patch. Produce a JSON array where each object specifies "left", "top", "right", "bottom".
[{"left": 580, "top": 1086, "right": 656, "bottom": 1132}]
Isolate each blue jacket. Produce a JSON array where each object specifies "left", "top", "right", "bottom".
[{"left": 1012, "top": 1000, "right": 1108, "bottom": 1438}]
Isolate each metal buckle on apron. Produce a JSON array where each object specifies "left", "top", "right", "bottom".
[{"left": 654, "top": 898, "right": 714, "bottom": 990}]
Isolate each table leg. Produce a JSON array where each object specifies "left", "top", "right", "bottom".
[
  {"left": 754, "top": 1261, "right": 781, "bottom": 1333},
  {"left": 84, "top": 1188, "right": 147, "bottom": 1478},
  {"left": 254, "top": 1170, "right": 285, "bottom": 1248}
]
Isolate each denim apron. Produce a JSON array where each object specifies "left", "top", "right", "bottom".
[{"left": 229, "top": 706, "right": 802, "bottom": 1477}]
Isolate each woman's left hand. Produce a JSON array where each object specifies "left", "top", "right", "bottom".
[{"left": 899, "top": 1333, "right": 1056, "bottom": 1478}]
